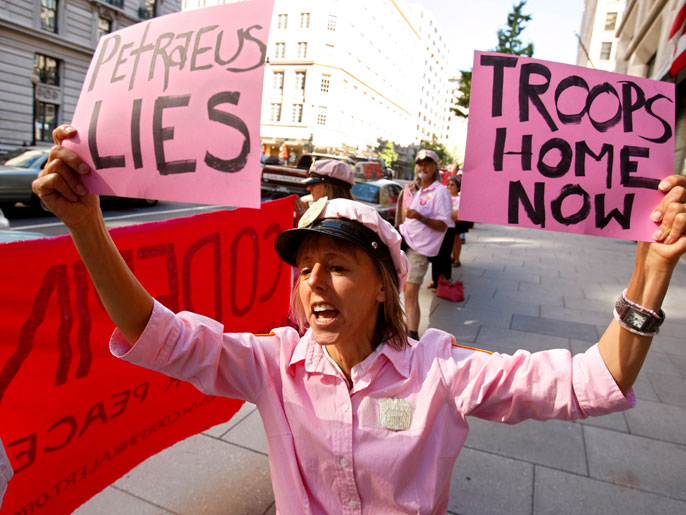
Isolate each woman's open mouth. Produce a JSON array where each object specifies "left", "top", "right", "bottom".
[{"left": 312, "top": 303, "right": 339, "bottom": 324}]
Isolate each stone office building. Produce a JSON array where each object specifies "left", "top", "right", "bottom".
[{"left": 0, "top": 0, "right": 181, "bottom": 153}]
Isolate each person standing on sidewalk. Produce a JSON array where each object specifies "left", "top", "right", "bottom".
[
  {"left": 399, "top": 149, "right": 452, "bottom": 339},
  {"left": 447, "top": 175, "right": 470, "bottom": 267},
  {"left": 33, "top": 126, "right": 686, "bottom": 513}
]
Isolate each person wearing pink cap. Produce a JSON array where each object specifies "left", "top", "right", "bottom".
[
  {"left": 399, "top": 149, "right": 453, "bottom": 340},
  {"left": 33, "top": 126, "right": 686, "bottom": 513},
  {"left": 294, "top": 159, "right": 354, "bottom": 223}
]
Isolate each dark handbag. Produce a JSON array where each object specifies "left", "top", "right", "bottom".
[{"left": 436, "top": 275, "right": 464, "bottom": 302}]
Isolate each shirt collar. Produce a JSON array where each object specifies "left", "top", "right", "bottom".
[
  {"left": 288, "top": 330, "right": 412, "bottom": 379},
  {"left": 420, "top": 180, "right": 441, "bottom": 194}
]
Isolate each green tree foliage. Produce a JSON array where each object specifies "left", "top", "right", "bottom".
[
  {"left": 452, "top": 1, "right": 534, "bottom": 118},
  {"left": 416, "top": 136, "right": 455, "bottom": 167},
  {"left": 452, "top": 70, "right": 471, "bottom": 118},
  {"left": 494, "top": 0, "right": 534, "bottom": 56},
  {"left": 378, "top": 141, "right": 398, "bottom": 168}
]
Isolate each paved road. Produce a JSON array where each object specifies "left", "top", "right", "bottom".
[{"left": 63, "top": 221, "right": 686, "bottom": 514}]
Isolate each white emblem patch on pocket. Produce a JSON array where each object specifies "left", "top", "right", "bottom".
[{"left": 378, "top": 398, "right": 412, "bottom": 431}]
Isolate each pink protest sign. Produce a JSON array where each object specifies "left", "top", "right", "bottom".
[
  {"left": 64, "top": 0, "right": 274, "bottom": 208},
  {"left": 460, "top": 51, "right": 675, "bottom": 241}
]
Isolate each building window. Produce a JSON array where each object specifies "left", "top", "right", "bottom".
[
  {"left": 40, "top": 0, "right": 57, "bottom": 32},
  {"left": 106, "top": 0, "right": 124, "bottom": 7},
  {"left": 292, "top": 104, "right": 303, "bottom": 123},
  {"left": 327, "top": 14, "right": 337, "bottom": 31},
  {"left": 599, "top": 41, "right": 612, "bottom": 60},
  {"left": 97, "top": 17, "right": 112, "bottom": 39},
  {"left": 139, "top": 0, "right": 156, "bottom": 19},
  {"left": 270, "top": 103, "right": 281, "bottom": 122},
  {"left": 300, "top": 12, "right": 310, "bottom": 28},
  {"left": 325, "top": 43, "right": 334, "bottom": 57},
  {"left": 34, "top": 54, "right": 59, "bottom": 85},
  {"left": 604, "top": 12, "right": 617, "bottom": 31},
  {"left": 277, "top": 13, "right": 288, "bottom": 29},
  {"left": 297, "top": 42, "right": 308, "bottom": 58},
  {"left": 317, "top": 106, "right": 327, "bottom": 125},
  {"left": 274, "top": 42, "right": 285, "bottom": 58},
  {"left": 295, "top": 71, "right": 306, "bottom": 94},
  {"left": 321, "top": 74, "right": 330, "bottom": 93},
  {"left": 35, "top": 102, "right": 58, "bottom": 142},
  {"left": 273, "top": 71, "right": 284, "bottom": 92}
]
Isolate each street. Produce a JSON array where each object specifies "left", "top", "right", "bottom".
[{"left": 0, "top": 198, "right": 245, "bottom": 239}]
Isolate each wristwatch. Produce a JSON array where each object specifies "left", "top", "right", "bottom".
[{"left": 614, "top": 293, "right": 664, "bottom": 335}]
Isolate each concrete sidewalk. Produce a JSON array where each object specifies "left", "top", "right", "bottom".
[{"left": 74, "top": 223, "right": 686, "bottom": 514}]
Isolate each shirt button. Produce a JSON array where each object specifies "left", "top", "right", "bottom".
[
  {"left": 348, "top": 501, "right": 357, "bottom": 509},
  {"left": 340, "top": 457, "right": 348, "bottom": 467},
  {"left": 341, "top": 404, "right": 349, "bottom": 412}
]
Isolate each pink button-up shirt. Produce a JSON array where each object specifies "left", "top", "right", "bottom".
[
  {"left": 111, "top": 301, "right": 634, "bottom": 514},
  {"left": 399, "top": 181, "right": 453, "bottom": 257}
]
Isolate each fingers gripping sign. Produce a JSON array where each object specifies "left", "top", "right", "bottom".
[
  {"left": 647, "top": 174, "right": 686, "bottom": 263},
  {"left": 32, "top": 125, "right": 100, "bottom": 228}
]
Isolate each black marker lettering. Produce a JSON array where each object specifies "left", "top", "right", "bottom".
[
  {"left": 128, "top": 22, "right": 155, "bottom": 91},
  {"left": 554, "top": 75, "right": 589, "bottom": 125},
  {"left": 479, "top": 54, "right": 518, "bottom": 117},
  {"left": 595, "top": 193, "right": 634, "bottom": 229},
  {"left": 493, "top": 128, "right": 532, "bottom": 171},
  {"left": 152, "top": 95, "right": 196, "bottom": 175},
  {"left": 575, "top": 141, "right": 614, "bottom": 187},
  {"left": 620, "top": 145, "right": 659, "bottom": 189},
  {"left": 88, "top": 34, "right": 121, "bottom": 92},
  {"left": 227, "top": 25, "right": 267, "bottom": 73},
  {"left": 205, "top": 91, "right": 250, "bottom": 173},
  {"left": 191, "top": 25, "right": 219, "bottom": 71},
  {"left": 88, "top": 100, "right": 126, "bottom": 169},
  {"left": 619, "top": 80, "right": 645, "bottom": 133},
  {"left": 519, "top": 62, "right": 557, "bottom": 131},
  {"left": 550, "top": 184, "right": 590, "bottom": 226},
  {"left": 586, "top": 82, "right": 621, "bottom": 132},
  {"left": 537, "top": 138, "right": 572, "bottom": 178},
  {"left": 508, "top": 180, "right": 546, "bottom": 227},
  {"left": 111, "top": 41, "right": 134, "bottom": 84},
  {"left": 641, "top": 94, "right": 673, "bottom": 144},
  {"left": 131, "top": 99, "right": 143, "bottom": 169}
]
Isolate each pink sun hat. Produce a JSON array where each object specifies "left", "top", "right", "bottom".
[
  {"left": 275, "top": 198, "right": 409, "bottom": 290},
  {"left": 303, "top": 159, "right": 355, "bottom": 188}
]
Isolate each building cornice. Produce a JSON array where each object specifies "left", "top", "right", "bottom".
[
  {"left": 389, "top": 0, "right": 421, "bottom": 40},
  {"left": 617, "top": 0, "right": 669, "bottom": 61},
  {"left": 0, "top": 17, "right": 95, "bottom": 56},
  {"left": 615, "top": 0, "right": 637, "bottom": 37}
]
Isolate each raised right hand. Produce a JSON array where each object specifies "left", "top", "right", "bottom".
[{"left": 32, "top": 125, "right": 101, "bottom": 229}]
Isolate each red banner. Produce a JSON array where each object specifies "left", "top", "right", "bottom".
[{"left": 0, "top": 197, "right": 293, "bottom": 514}]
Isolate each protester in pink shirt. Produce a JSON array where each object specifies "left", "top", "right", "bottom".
[
  {"left": 399, "top": 149, "right": 453, "bottom": 340},
  {"left": 33, "top": 126, "right": 686, "bottom": 514}
]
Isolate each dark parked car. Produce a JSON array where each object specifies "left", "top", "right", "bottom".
[
  {"left": 351, "top": 179, "right": 402, "bottom": 224},
  {"left": 0, "top": 147, "right": 157, "bottom": 211},
  {"left": 0, "top": 147, "right": 50, "bottom": 210}
]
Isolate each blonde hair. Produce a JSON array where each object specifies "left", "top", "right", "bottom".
[{"left": 290, "top": 234, "right": 408, "bottom": 350}]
